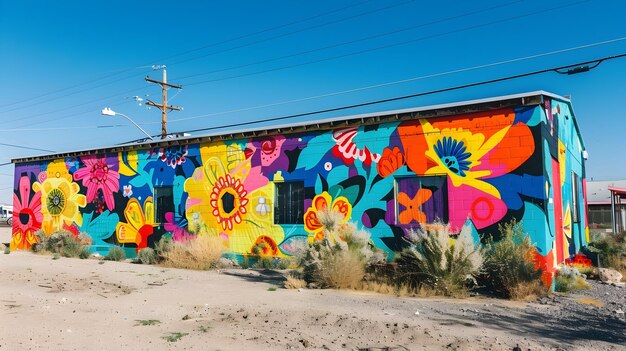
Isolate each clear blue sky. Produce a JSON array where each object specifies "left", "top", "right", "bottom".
[{"left": 1, "top": 0, "right": 625, "bottom": 204}]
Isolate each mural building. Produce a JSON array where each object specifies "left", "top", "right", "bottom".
[{"left": 10, "top": 92, "right": 588, "bottom": 282}]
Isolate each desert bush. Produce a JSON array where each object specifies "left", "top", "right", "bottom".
[
  {"left": 301, "top": 207, "right": 384, "bottom": 289},
  {"left": 36, "top": 230, "right": 88, "bottom": 258},
  {"left": 105, "top": 246, "right": 126, "bottom": 261},
  {"left": 283, "top": 274, "right": 307, "bottom": 289},
  {"left": 79, "top": 246, "right": 91, "bottom": 259},
  {"left": 137, "top": 247, "right": 158, "bottom": 264},
  {"left": 254, "top": 256, "right": 276, "bottom": 269},
  {"left": 394, "top": 222, "right": 483, "bottom": 297},
  {"left": 162, "top": 235, "right": 224, "bottom": 270},
  {"left": 155, "top": 235, "right": 174, "bottom": 258},
  {"left": 30, "top": 229, "right": 48, "bottom": 253},
  {"left": 555, "top": 265, "right": 591, "bottom": 293},
  {"left": 482, "top": 221, "right": 546, "bottom": 299},
  {"left": 588, "top": 232, "right": 626, "bottom": 279}
]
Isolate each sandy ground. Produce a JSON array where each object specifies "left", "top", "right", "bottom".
[
  {"left": 0, "top": 250, "right": 625, "bottom": 350},
  {"left": 0, "top": 225, "right": 11, "bottom": 246}
]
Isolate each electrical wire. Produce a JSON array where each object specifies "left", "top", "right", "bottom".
[
  {"left": 175, "top": 0, "right": 524, "bottom": 81},
  {"left": 166, "top": 0, "right": 415, "bottom": 67},
  {"left": 165, "top": 37, "right": 625, "bottom": 124},
  {"left": 0, "top": 0, "right": 376, "bottom": 112},
  {"left": 0, "top": 143, "right": 56, "bottom": 153},
  {"left": 177, "top": 53, "right": 626, "bottom": 135},
  {"left": 184, "top": 0, "right": 591, "bottom": 86}
]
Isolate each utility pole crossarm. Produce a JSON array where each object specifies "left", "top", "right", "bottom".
[
  {"left": 144, "top": 69, "right": 183, "bottom": 139},
  {"left": 144, "top": 76, "right": 183, "bottom": 89}
]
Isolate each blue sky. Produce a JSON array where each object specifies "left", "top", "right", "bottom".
[{"left": 0, "top": 0, "right": 625, "bottom": 204}]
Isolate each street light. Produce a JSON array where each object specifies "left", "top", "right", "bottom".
[{"left": 101, "top": 108, "right": 154, "bottom": 141}]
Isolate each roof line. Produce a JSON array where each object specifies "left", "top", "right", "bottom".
[{"left": 11, "top": 91, "right": 567, "bottom": 163}]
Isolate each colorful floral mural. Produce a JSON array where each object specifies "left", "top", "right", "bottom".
[{"left": 12, "top": 95, "right": 588, "bottom": 285}]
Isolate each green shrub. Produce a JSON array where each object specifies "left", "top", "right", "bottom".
[
  {"left": 155, "top": 236, "right": 173, "bottom": 259},
  {"left": 394, "top": 222, "right": 483, "bottom": 297},
  {"left": 137, "top": 247, "right": 158, "bottom": 264},
  {"left": 79, "top": 246, "right": 91, "bottom": 259},
  {"left": 31, "top": 230, "right": 48, "bottom": 253},
  {"left": 35, "top": 230, "right": 86, "bottom": 258},
  {"left": 254, "top": 256, "right": 276, "bottom": 269},
  {"left": 555, "top": 265, "right": 591, "bottom": 292},
  {"left": 588, "top": 232, "right": 626, "bottom": 275},
  {"left": 239, "top": 255, "right": 250, "bottom": 269},
  {"left": 482, "top": 221, "right": 545, "bottom": 299},
  {"left": 4, "top": 245, "right": 10, "bottom": 254},
  {"left": 105, "top": 246, "right": 126, "bottom": 261}
]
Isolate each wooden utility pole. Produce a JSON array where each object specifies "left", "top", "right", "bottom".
[{"left": 145, "top": 70, "right": 183, "bottom": 139}]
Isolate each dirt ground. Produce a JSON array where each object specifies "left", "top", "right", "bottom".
[{"left": 0, "top": 250, "right": 625, "bottom": 351}]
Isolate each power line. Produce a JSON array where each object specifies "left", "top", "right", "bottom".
[
  {"left": 184, "top": 0, "right": 591, "bottom": 86},
  {"left": 0, "top": 1, "right": 375, "bottom": 113},
  {"left": 0, "top": 142, "right": 56, "bottom": 153},
  {"left": 176, "top": 0, "right": 524, "bottom": 81},
  {"left": 166, "top": 37, "right": 625, "bottom": 124},
  {"left": 177, "top": 53, "right": 626, "bottom": 135},
  {"left": 167, "top": 0, "right": 415, "bottom": 67}
]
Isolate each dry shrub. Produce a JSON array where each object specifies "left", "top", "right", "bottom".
[
  {"left": 509, "top": 280, "right": 549, "bottom": 301},
  {"left": 394, "top": 222, "right": 483, "bottom": 297},
  {"left": 323, "top": 249, "right": 365, "bottom": 289},
  {"left": 283, "top": 275, "right": 307, "bottom": 289},
  {"left": 301, "top": 206, "right": 385, "bottom": 289},
  {"left": 33, "top": 230, "right": 91, "bottom": 258},
  {"left": 162, "top": 235, "right": 223, "bottom": 270},
  {"left": 482, "top": 220, "right": 544, "bottom": 299}
]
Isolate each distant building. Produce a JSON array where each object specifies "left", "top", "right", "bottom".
[
  {"left": 10, "top": 91, "right": 588, "bottom": 282},
  {"left": 587, "top": 180, "right": 626, "bottom": 233}
]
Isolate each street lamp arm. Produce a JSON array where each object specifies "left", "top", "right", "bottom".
[{"left": 112, "top": 112, "right": 155, "bottom": 141}]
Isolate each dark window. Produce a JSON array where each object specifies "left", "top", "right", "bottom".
[
  {"left": 274, "top": 182, "right": 305, "bottom": 224},
  {"left": 154, "top": 186, "right": 174, "bottom": 225},
  {"left": 395, "top": 176, "right": 448, "bottom": 225},
  {"left": 572, "top": 172, "right": 580, "bottom": 223}
]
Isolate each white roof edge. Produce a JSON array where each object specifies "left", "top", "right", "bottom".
[{"left": 13, "top": 91, "right": 567, "bottom": 162}]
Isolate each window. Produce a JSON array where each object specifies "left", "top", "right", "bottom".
[
  {"left": 572, "top": 172, "right": 580, "bottom": 223},
  {"left": 154, "top": 186, "right": 174, "bottom": 225},
  {"left": 395, "top": 176, "right": 447, "bottom": 225},
  {"left": 274, "top": 182, "right": 305, "bottom": 224}
]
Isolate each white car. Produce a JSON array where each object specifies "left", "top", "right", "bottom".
[{"left": 0, "top": 206, "right": 12, "bottom": 226}]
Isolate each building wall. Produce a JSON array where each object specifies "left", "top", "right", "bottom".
[{"left": 11, "top": 102, "right": 587, "bottom": 272}]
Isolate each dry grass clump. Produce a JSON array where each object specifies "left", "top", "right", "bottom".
[
  {"left": 509, "top": 280, "right": 549, "bottom": 301},
  {"left": 283, "top": 275, "right": 307, "bottom": 289},
  {"left": 161, "top": 235, "right": 224, "bottom": 270},
  {"left": 301, "top": 207, "right": 385, "bottom": 289},
  {"left": 394, "top": 222, "right": 483, "bottom": 297},
  {"left": 482, "top": 220, "right": 545, "bottom": 300}
]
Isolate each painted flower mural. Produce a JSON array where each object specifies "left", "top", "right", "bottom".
[
  {"left": 32, "top": 160, "right": 86, "bottom": 234},
  {"left": 398, "top": 110, "right": 534, "bottom": 231},
  {"left": 116, "top": 197, "right": 155, "bottom": 253},
  {"left": 73, "top": 155, "right": 120, "bottom": 211},
  {"left": 304, "top": 191, "right": 353, "bottom": 242},
  {"left": 10, "top": 176, "right": 42, "bottom": 250},
  {"left": 184, "top": 142, "right": 285, "bottom": 254},
  {"left": 210, "top": 174, "right": 249, "bottom": 231},
  {"left": 158, "top": 145, "right": 188, "bottom": 169}
]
